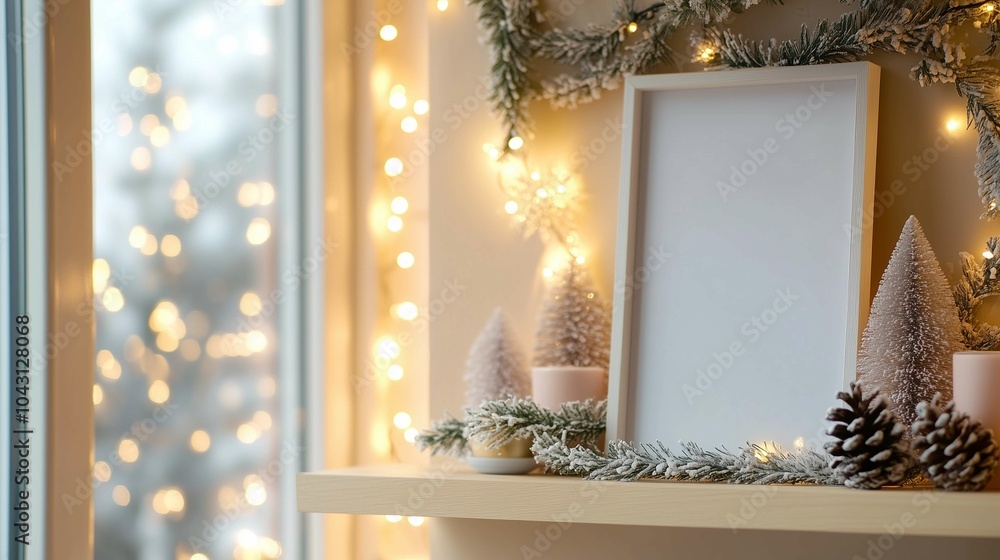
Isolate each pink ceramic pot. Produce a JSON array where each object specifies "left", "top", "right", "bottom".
[
  {"left": 531, "top": 366, "right": 606, "bottom": 411},
  {"left": 953, "top": 352, "right": 1000, "bottom": 491}
]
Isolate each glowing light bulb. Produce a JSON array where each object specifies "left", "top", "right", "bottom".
[
  {"left": 165, "top": 96, "right": 186, "bottom": 118},
  {"left": 753, "top": 446, "right": 770, "bottom": 463},
  {"left": 150, "top": 126, "right": 170, "bottom": 147},
  {"left": 376, "top": 337, "right": 400, "bottom": 359},
  {"left": 384, "top": 157, "right": 404, "bottom": 177},
  {"left": 131, "top": 147, "right": 152, "bottom": 171},
  {"left": 507, "top": 136, "right": 524, "bottom": 150},
  {"left": 245, "top": 481, "right": 267, "bottom": 506},
  {"left": 387, "top": 364, "right": 404, "bottom": 381},
  {"left": 190, "top": 430, "right": 211, "bottom": 452},
  {"left": 542, "top": 268, "right": 554, "bottom": 278},
  {"left": 576, "top": 255, "right": 586, "bottom": 265},
  {"left": 389, "top": 85, "right": 407, "bottom": 109},
  {"left": 379, "top": 25, "right": 398, "bottom": 41},
  {"left": 238, "top": 182, "right": 260, "bottom": 206},
  {"left": 536, "top": 188, "right": 548, "bottom": 199},
  {"left": 148, "top": 380, "right": 170, "bottom": 403},
  {"left": 413, "top": 99, "right": 429, "bottom": 115},
  {"left": 946, "top": 118, "right": 961, "bottom": 133},
  {"left": 128, "top": 66, "right": 149, "bottom": 87},
  {"left": 386, "top": 215, "right": 403, "bottom": 232},
  {"left": 437, "top": 0, "right": 449, "bottom": 10},
  {"left": 627, "top": 21, "right": 638, "bottom": 33},
  {"left": 93, "top": 384, "right": 104, "bottom": 405},
  {"left": 240, "top": 292, "right": 263, "bottom": 315},
  {"left": 102, "top": 287, "right": 125, "bottom": 312},
  {"left": 408, "top": 516, "right": 425, "bottom": 527},
  {"left": 985, "top": 250, "right": 995, "bottom": 259},
  {"left": 118, "top": 438, "right": 140, "bottom": 463},
  {"left": 699, "top": 47, "right": 715, "bottom": 61},
  {"left": 93, "top": 258, "right": 110, "bottom": 292},
  {"left": 483, "top": 143, "right": 500, "bottom": 160},
  {"left": 401, "top": 116, "right": 418, "bottom": 133},
  {"left": 139, "top": 114, "right": 159, "bottom": 135},
  {"left": 530, "top": 171, "right": 541, "bottom": 181},
  {"left": 404, "top": 427, "right": 419, "bottom": 443},
  {"left": 142, "top": 72, "right": 163, "bottom": 93},
  {"left": 395, "top": 301, "right": 419, "bottom": 321},
  {"left": 393, "top": 412, "right": 412, "bottom": 429},
  {"left": 160, "top": 234, "right": 181, "bottom": 257},
  {"left": 386, "top": 515, "right": 402, "bottom": 523},
  {"left": 237, "top": 423, "right": 261, "bottom": 443},
  {"left": 390, "top": 196, "right": 409, "bottom": 214},
  {"left": 246, "top": 218, "right": 272, "bottom": 245},
  {"left": 112, "top": 485, "right": 130, "bottom": 506},
  {"left": 504, "top": 200, "right": 519, "bottom": 215},
  {"left": 986, "top": 3, "right": 995, "bottom": 12},
  {"left": 396, "top": 251, "right": 415, "bottom": 269}
]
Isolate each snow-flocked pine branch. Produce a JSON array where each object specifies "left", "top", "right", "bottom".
[
  {"left": 465, "top": 396, "right": 606, "bottom": 449},
  {"left": 415, "top": 415, "right": 469, "bottom": 457},
  {"left": 531, "top": 433, "right": 842, "bottom": 484}
]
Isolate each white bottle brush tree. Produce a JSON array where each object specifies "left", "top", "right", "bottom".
[
  {"left": 857, "top": 216, "right": 965, "bottom": 426},
  {"left": 464, "top": 308, "right": 532, "bottom": 409},
  {"left": 533, "top": 262, "right": 611, "bottom": 370}
]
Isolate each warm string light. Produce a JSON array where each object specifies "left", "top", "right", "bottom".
[
  {"left": 487, "top": 153, "right": 584, "bottom": 262},
  {"left": 375, "top": 16, "right": 425, "bottom": 513}
]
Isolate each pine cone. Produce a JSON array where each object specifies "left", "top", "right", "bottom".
[
  {"left": 825, "top": 382, "right": 912, "bottom": 489},
  {"left": 912, "top": 394, "right": 999, "bottom": 491}
]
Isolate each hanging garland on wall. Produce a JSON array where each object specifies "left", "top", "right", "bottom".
[
  {"left": 954, "top": 236, "right": 1000, "bottom": 349},
  {"left": 469, "top": 0, "right": 1000, "bottom": 242}
]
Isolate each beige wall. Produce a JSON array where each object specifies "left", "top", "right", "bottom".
[{"left": 428, "top": 1, "right": 996, "bottom": 558}]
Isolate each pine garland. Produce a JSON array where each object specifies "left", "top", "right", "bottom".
[
  {"left": 952, "top": 237, "right": 1000, "bottom": 350},
  {"left": 469, "top": 0, "right": 539, "bottom": 144},
  {"left": 414, "top": 397, "right": 606, "bottom": 456},
  {"left": 531, "top": 433, "right": 842, "bottom": 484},
  {"left": 469, "top": 0, "right": 1000, "bottom": 220},
  {"left": 415, "top": 415, "right": 469, "bottom": 457},
  {"left": 467, "top": 397, "right": 607, "bottom": 449}
]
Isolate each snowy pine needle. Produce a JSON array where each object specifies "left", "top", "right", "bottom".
[
  {"left": 415, "top": 397, "right": 606, "bottom": 456},
  {"left": 415, "top": 415, "right": 469, "bottom": 457},
  {"left": 952, "top": 237, "right": 1000, "bottom": 350},
  {"left": 531, "top": 433, "right": 842, "bottom": 485},
  {"left": 470, "top": 0, "right": 1000, "bottom": 217},
  {"left": 466, "top": 396, "right": 606, "bottom": 449}
]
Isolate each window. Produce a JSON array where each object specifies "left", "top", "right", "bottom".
[{"left": 91, "top": 1, "right": 313, "bottom": 558}]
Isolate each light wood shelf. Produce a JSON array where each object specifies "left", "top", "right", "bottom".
[{"left": 297, "top": 464, "right": 1000, "bottom": 538}]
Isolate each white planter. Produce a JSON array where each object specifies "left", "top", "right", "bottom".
[{"left": 531, "top": 366, "right": 606, "bottom": 411}]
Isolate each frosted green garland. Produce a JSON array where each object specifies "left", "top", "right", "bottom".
[
  {"left": 413, "top": 397, "right": 606, "bottom": 456},
  {"left": 470, "top": 0, "right": 1000, "bottom": 217}
]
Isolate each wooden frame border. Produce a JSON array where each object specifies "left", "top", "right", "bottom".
[
  {"left": 606, "top": 62, "right": 880, "bottom": 445},
  {"left": 44, "top": 0, "right": 94, "bottom": 558}
]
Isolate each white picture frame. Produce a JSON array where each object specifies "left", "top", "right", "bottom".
[{"left": 607, "top": 62, "right": 880, "bottom": 452}]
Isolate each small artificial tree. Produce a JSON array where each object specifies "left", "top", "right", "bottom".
[
  {"left": 857, "top": 216, "right": 965, "bottom": 425},
  {"left": 533, "top": 262, "right": 611, "bottom": 370},
  {"left": 464, "top": 308, "right": 531, "bottom": 409}
]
